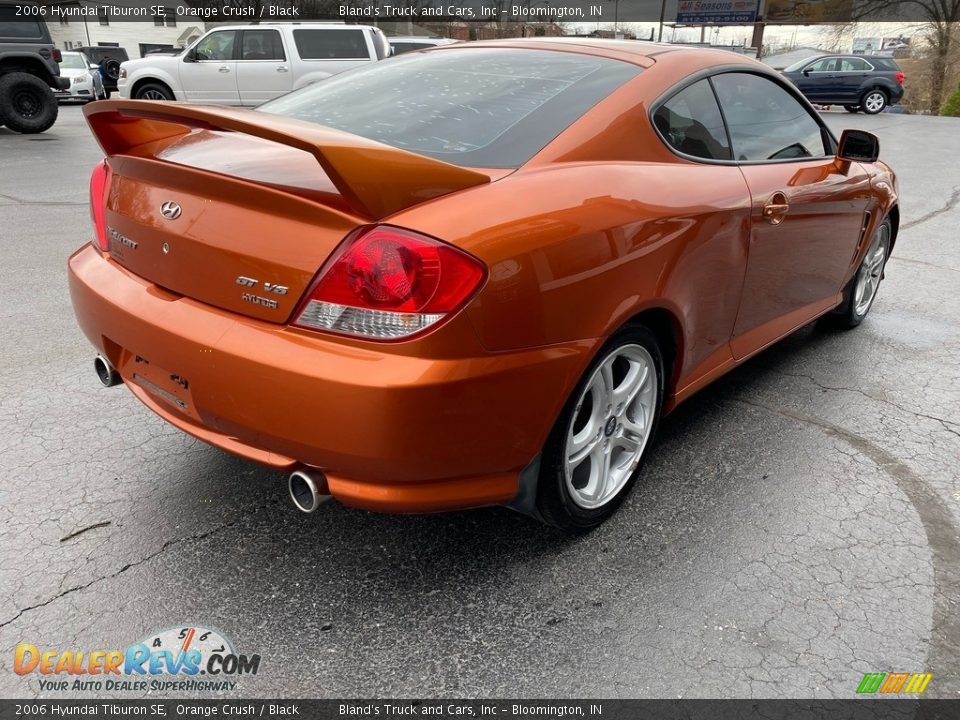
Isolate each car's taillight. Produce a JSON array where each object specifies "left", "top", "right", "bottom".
[
  {"left": 292, "top": 225, "right": 486, "bottom": 340},
  {"left": 53, "top": 48, "right": 62, "bottom": 63},
  {"left": 89, "top": 160, "right": 112, "bottom": 251},
  {"left": 895, "top": 71, "right": 905, "bottom": 84}
]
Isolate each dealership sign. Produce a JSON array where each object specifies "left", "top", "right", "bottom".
[{"left": 676, "top": 0, "right": 758, "bottom": 23}]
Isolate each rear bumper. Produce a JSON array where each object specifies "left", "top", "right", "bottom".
[{"left": 68, "top": 244, "right": 593, "bottom": 513}]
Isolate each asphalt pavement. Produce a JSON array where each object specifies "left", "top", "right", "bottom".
[{"left": 1, "top": 105, "right": 958, "bottom": 699}]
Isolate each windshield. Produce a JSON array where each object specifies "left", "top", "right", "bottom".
[
  {"left": 60, "top": 53, "right": 88, "bottom": 70},
  {"left": 783, "top": 56, "right": 822, "bottom": 72},
  {"left": 258, "top": 48, "right": 640, "bottom": 168}
]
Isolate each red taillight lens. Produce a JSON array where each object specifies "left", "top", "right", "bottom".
[
  {"left": 53, "top": 48, "right": 62, "bottom": 63},
  {"left": 293, "top": 225, "right": 486, "bottom": 340},
  {"left": 89, "top": 160, "right": 112, "bottom": 251},
  {"left": 895, "top": 71, "right": 905, "bottom": 84}
]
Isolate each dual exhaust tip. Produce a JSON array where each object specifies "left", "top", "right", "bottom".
[{"left": 93, "top": 355, "right": 330, "bottom": 514}]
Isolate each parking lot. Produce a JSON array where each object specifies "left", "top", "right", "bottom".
[{"left": 1, "top": 105, "right": 958, "bottom": 699}]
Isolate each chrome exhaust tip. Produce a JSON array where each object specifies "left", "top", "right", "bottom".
[
  {"left": 94, "top": 355, "right": 122, "bottom": 387},
  {"left": 288, "top": 469, "right": 331, "bottom": 513}
]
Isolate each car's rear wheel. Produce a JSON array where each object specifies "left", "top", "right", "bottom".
[
  {"left": 134, "top": 82, "right": 174, "bottom": 101},
  {"left": 844, "top": 105, "right": 860, "bottom": 113},
  {"left": 537, "top": 325, "right": 664, "bottom": 532},
  {"left": 0, "top": 72, "right": 58, "bottom": 134},
  {"left": 826, "top": 218, "right": 891, "bottom": 329},
  {"left": 861, "top": 89, "right": 888, "bottom": 114}
]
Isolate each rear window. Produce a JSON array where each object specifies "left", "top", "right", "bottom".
[
  {"left": 258, "top": 48, "right": 641, "bottom": 168},
  {"left": 294, "top": 28, "right": 369, "bottom": 60},
  {"left": 869, "top": 57, "right": 899, "bottom": 70}
]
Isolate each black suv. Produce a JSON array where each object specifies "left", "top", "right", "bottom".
[
  {"left": 0, "top": 0, "right": 68, "bottom": 133},
  {"left": 76, "top": 45, "right": 129, "bottom": 97},
  {"left": 781, "top": 55, "right": 905, "bottom": 114}
]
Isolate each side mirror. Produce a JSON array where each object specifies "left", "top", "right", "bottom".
[
  {"left": 182, "top": 49, "right": 196, "bottom": 63},
  {"left": 89, "top": 63, "right": 99, "bottom": 70},
  {"left": 837, "top": 129, "right": 880, "bottom": 162},
  {"left": 802, "top": 68, "right": 812, "bottom": 76}
]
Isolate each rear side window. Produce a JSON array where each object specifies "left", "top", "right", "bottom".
[
  {"left": 0, "top": 6, "right": 43, "bottom": 38},
  {"left": 653, "top": 79, "right": 731, "bottom": 160},
  {"left": 712, "top": 73, "right": 828, "bottom": 162},
  {"left": 294, "top": 29, "right": 369, "bottom": 60},
  {"left": 259, "top": 48, "right": 641, "bottom": 168},
  {"left": 241, "top": 29, "right": 284, "bottom": 61}
]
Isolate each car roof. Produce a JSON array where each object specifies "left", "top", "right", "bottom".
[
  {"left": 432, "top": 38, "right": 762, "bottom": 70},
  {"left": 205, "top": 22, "right": 378, "bottom": 31}
]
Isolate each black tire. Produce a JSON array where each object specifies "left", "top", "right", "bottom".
[
  {"left": 844, "top": 105, "right": 860, "bottom": 113},
  {"left": 825, "top": 218, "right": 891, "bottom": 330},
  {"left": 133, "top": 82, "right": 174, "bottom": 101},
  {"left": 536, "top": 325, "right": 665, "bottom": 532},
  {"left": 0, "top": 72, "right": 58, "bottom": 134},
  {"left": 860, "top": 89, "right": 888, "bottom": 115}
]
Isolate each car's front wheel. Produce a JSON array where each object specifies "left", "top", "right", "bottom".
[
  {"left": 827, "top": 218, "right": 891, "bottom": 329},
  {"left": 537, "top": 325, "right": 664, "bottom": 532},
  {"left": 861, "top": 89, "right": 888, "bottom": 114}
]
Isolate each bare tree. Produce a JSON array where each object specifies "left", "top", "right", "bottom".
[{"left": 853, "top": 0, "right": 960, "bottom": 112}]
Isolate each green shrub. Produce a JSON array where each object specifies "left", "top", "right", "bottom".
[{"left": 942, "top": 84, "right": 960, "bottom": 116}]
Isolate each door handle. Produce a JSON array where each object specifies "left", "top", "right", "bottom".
[
  {"left": 762, "top": 192, "right": 790, "bottom": 225},
  {"left": 277, "top": 66, "right": 289, "bottom": 73},
  {"left": 218, "top": 66, "right": 230, "bottom": 73}
]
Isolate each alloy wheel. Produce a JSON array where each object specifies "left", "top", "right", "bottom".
[
  {"left": 863, "top": 91, "right": 886, "bottom": 113},
  {"left": 853, "top": 223, "right": 889, "bottom": 316},
  {"left": 564, "top": 344, "right": 658, "bottom": 509}
]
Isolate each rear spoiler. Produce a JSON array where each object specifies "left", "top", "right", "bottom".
[{"left": 83, "top": 100, "right": 490, "bottom": 220}]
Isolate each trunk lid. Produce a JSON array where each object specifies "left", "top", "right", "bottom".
[{"left": 84, "top": 100, "right": 491, "bottom": 323}]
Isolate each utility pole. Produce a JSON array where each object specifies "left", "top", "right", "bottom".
[
  {"left": 750, "top": 0, "right": 765, "bottom": 58},
  {"left": 657, "top": 0, "right": 667, "bottom": 41}
]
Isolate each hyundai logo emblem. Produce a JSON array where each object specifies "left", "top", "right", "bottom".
[{"left": 160, "top": 201, "right": 182, "bottom": 220}]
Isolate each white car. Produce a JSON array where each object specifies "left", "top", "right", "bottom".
[
  {"left": 117, "top": 23, "right": 390, "bottom": 105},
  {"left": 54, "top": 51, "right": 106, "bottom": 102}
]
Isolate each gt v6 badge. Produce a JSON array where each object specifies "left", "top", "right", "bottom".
[
  {"left": 235, "top": 276, "right": 289, "bottom": 295},
  {"left": 236, "top": 275, "right": 287, "bottom": 311}
]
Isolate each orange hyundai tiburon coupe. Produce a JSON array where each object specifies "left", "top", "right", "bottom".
[{"left": 69, "top": 40, "right": 899, "bottom": 530}]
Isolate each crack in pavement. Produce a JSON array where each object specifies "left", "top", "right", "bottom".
[
  {"left": 0, "top": 193, "right": 86, "bottom": 207},
  {"left": 771, "top": 369, "right": 960, "bottom": 439},
  {"left": 901, "top": 186, "right": 960, "bottom": 230},
  {"left": 736, "top": 398, "right": 960, "bottom": 692},
  {"left": 60, "top": 521, "right": 112, "bottom": 543},
  {"left": 0, "top": 497, "right": 282, "bottom": 630}
]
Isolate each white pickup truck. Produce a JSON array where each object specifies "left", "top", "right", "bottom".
[{"left": 117, "top": 23, "right": 390, "bottom": 105}]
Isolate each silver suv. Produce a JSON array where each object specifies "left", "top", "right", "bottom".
[{"left": 0, "top": 0, "right": 68, "bottom": 133}]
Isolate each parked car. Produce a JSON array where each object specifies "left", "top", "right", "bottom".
[
  {"left": 53, "top": 50, "right": 106, "bottom": 102},
  {"left": 118, "top": 23, "right": 390, "bottom": 105},
  {"left": 71, "top": 41, "right": 899, "bottom": 531},
  {"left": 388, "top": 36, "right": 459, "bottom": 55},
  {"left": 0, "top": 0, "right": 67, "bottom": 133},
  {"left": 76, "top": 46, "right": 129, "bottom": 98},
  {"left": 781, "top": 54, "right": 905, "bottom": 113}
]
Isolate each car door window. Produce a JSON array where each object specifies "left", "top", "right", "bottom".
[
  {"left": 712, "top": 73, "right": 828, "bottom": 162},
  {"left": 241, "top": 29, "right": 285, "bottom": 61},
  {"left": 293, "top": 29, "right": 369, "bottom": 60},
  {"left": 653, "top": 79, "right": 731, "bottom": 161},
  {"left": 806, "top": 58, "right": 836, "bottom": 72},
  {"left": 840, "top": 57, "right": 870, "bottom": 72},
  {"left": 194, "top": 31, "right": 237, "bottom": 61}
]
